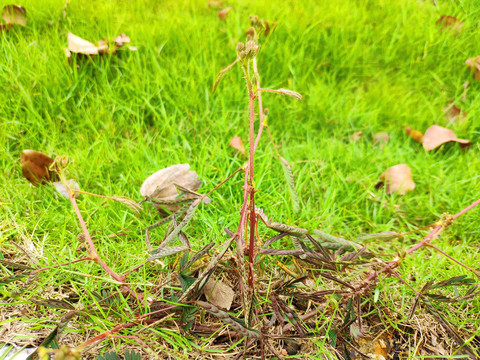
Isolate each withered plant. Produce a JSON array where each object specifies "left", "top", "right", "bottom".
[{"left": 6, "top": 15, "right": 480, "bottom": 360}]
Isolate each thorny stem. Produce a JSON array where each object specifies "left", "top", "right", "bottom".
[{"left": 358, "top": 197, "right": 480, "bottom": 292}]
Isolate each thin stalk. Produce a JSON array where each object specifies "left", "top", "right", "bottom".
[
  {"left": 358, "top": 197, "right": 480, "bottom": 292},
  {"left": 69, "top": 194, "right": 125, "bottom": 283}
]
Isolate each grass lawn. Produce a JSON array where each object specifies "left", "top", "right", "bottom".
[{"left": 1, "top": 0, "right": 480, "bottom": 358}]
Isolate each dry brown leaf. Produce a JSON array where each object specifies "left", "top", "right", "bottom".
[
  {"left": 229, "top": 136, "right": 246, "bottom": 156},
  {"left": 373, "top": 132, "right": 389, "bottom": 146},
  {"left": 140, "top": 164, "right": 202, "bottom": 212},
  {"left": 379, "top": 164, "right": 415, "bottom": 195},
  {"left": 350, "top": 131, "right": 363, "bottom": 142},
  {"left": 405, "top": 126, "right": 424, "bottom": 143},
  {"left": 465, "top": 56, "right": 480, "bottom": 80},
  {"left": 423, "top": 125, "right": 470, "bottom": 151},
  {"left": 0, "top": 23, "right": 13, "bottom": 31},
  {"left": 218, "top": 7, "right": 231, "bottom": 19},
  {"left": 20, "top": 150, "right": 57, "bottom": 186},
  {"left": 2, "top": 5, "right": 27, "bottom": 26},
  {"left": 115, "top": 33, "right": 130, "bottom": 46},
  {"left": 203, "top": 278, "right": 235, "bottom": 310},
  {"left": 97, "top": 39, "right": 110, "bottom": 54},
  {"left": 436, "top": 15, "right": 463, "bottom": 33},
  {"left": 442, "top": 102, "right": 466, "bottom": 124},
  {"left": 67, "top": 32, "right": 98, "bottom": 55}
]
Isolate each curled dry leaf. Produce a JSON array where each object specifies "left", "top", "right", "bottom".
[
  {"left": 218, "top": 7, "right": 231, "bottom": 19},
  {"left": 67, "top": 32, "right": 98, "bottom": 56},
  {"left": 405, "top": 126, "right": 423, "bottom": 143},
  {"left": 423, "top": 125, "right": 470, "bottom": 151},
  {"left": 140, "top": 164, "right": 203, "bottom": 212},
  {"left": 66, "top": 32, "right": 134, "bottom": 58},
  {"left": 373, "top": 132, "right": 389, "bottom": 146},
  {"left": 115, "top": 33, "right": 130, "bottom": 46},
  {"left": 203, "top": 278, "right": 235, "bottom": 310},
  {"left": 229, "top": 135, "right": 246, "bottom": 156},
  {"left": 465, "top": 56, "right": 480, "bottom": 80},
  {"left": 378, "top": 164, "right": 415, "bottom": 195},
  {"left": 443, "top": 102, "right": 466, "bottom": 124},
  {"left": 436, "top": 15, "right": 463, "bottom": 33},
  {"left": 53, "top": 180, "right": 80, "bottom": 199},
  {"left": 2, "top": 5, "right": 27, "bottom": 26},
  {"left": 20, "top": 150, "right": 57, "bottom": 186}
]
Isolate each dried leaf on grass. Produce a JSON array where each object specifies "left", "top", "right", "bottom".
[
  {"left": 349, "top": 131, "right": 363, "bottom": 142},
  {"left": 67, "top": 32, "right": 98, "bottom": 56},
  {"left": 466, "top": 56, "right": 480, "bottom": 80},
  {"left": 140, "top": 164, "right": 202, "bottom": 212},
  {"left": 436, "top": 15, "right": 463, "bottom": 33},
  {"left": 218, "top": 7, "right": 231, "bottom": 19},
  {"left": 443, "top": 102, "right": 466, "bottom": 124},
  {"left": 20, "top": 150, "right": 57, "bottom": 186},
  {"left": 423, "top": 125, "right": 470, "bottom": 151},
  {"left": 65, "top": 32, "right": 135, "bottom": 58},
  {"left": 203, "top": 278, "right": 235, "bottom": 310},
  {"left": 405, "top": 127, "right": 423, "bottom": 143},
  {"left": 378, "top": 164, "right": 415, "bottom": 195},
  {"left": 229, "top": 136, "right": 246, "bottom": 156},
  {"left": 2, "top": 5, "right": 26, "bottom": 26}
]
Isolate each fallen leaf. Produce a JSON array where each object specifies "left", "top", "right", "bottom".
[
  {"left": 115, "top": 33, "right": 130, "bottom": 46},
  {"left": 465, "top": 56, "right": 480, "bottom": 80},
  {"left": 67, "top": 32, "right": 98, "bottom": 55},
  {"left": 53, "top": 180, "right": 80, "bottom": 199},
  {"left": 436, "top": 15, "right": 463, "bottom": 33},
  {"left": 0, "top": 23, "right": 13, "bottom": 32},
  {"left": 96, "top": 39, "right": 109, "bottom": 54},
  {"left": 20, "top": 150, "right": 56, "bottom": 186},
  {"left": 140, "top": 164, "right": 202, "bottom": 212},
  {"left": 373, "top": 132, "right": 389, "bottom": 146},
  {"left": 378, "top": 164, "right": 415, "bottom": 195},
  {"left": 203, "top": 278, "right": 235, "bottom": 310},
  {"left": 405, "top": 126, "right": 423, "bottom": 143},
  {"left": 442, "top": 102, "right": 466, "bottom": 123},
  {"left": 229, "top": 136, "right": 246, "bottom": 156},
  {"left": 422, "top": 125, "right": 470, "bottom": 151},
  {"left": 66, "top": 33, "right": 134, "bottom": 58},
  {"left": 349, "top": 131, "right": 363, "bottom": 142},
  {"left": 218, "top": 7, "right": 231, "bottom": 19},
  {"left": 2, "top": 5, "right": 27, "bottom": 26}
]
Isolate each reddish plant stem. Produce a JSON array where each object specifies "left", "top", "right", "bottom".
[
  {"left": 247, "top": 90, "right": 257, "bottom": 291},
  {"left": 69, "top": 194, "right": 125, "bottom": 283},
  {"left": 358, "top": 197, "right": 480, "bottom": 293}
]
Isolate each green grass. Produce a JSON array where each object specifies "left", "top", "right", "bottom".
[{"left": 1, "top": 0, "right": 480, "bottom": 358}]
